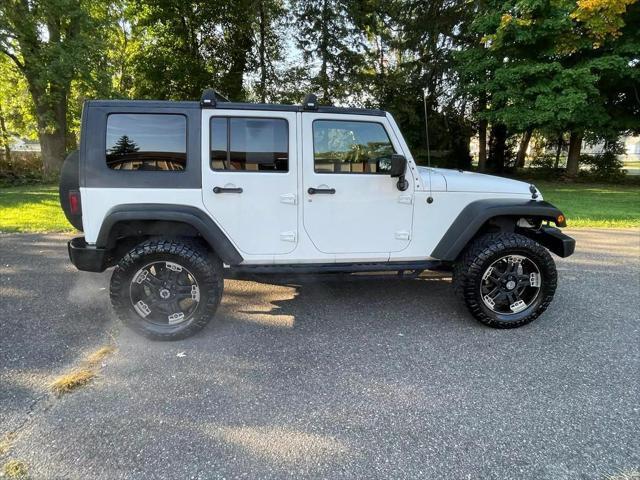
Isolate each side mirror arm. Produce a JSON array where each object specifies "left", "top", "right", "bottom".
[
  {"left": 390, "top": 154, "right": 409, "bottom": 191},
  {"left": 397, "top": 176, "right": 409, "bottom": 191}
]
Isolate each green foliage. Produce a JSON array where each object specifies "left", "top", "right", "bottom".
[
  {"left": 1, "top": 0, "right": 638, "bottom": 181},
  {"left": 529, "top": 154, "right": 564, "bottom": 171},
  {"left": 580, "top": 151, "right": 626, "bottom": 179},
  {"left": 292, "top": 0, "right": 364, "bottom": 103},
  {"left": 0, "top": 57, "right": 37, "bottom": 143},
  {"left": 455, "top": 0, "right": 639, "bottom": 172},
  {"left": 0, "top": 0, "right": 115, "bottom": 173}
]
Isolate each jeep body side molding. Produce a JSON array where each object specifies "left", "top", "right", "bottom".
[
  {"left": 97, "top": 204, "right": 243, "bottom": 266},
  {"left": 431, "top": 199, "right": 569, "bottom": 261}
]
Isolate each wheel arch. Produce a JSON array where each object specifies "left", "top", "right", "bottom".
[
  {"left": 431, "top": 199, "right": 567, "bottom": 262},
  {"left": 97, "top": 204, "right": 243, "bottom": 266}
]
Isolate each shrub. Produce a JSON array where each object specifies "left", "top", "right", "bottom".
[{"left": 580, "top": 151, "right": 626, "bottom": 180}]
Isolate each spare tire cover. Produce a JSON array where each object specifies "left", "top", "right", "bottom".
[{"left": 59, "top": 150, "right": 83, "bottom": 231}]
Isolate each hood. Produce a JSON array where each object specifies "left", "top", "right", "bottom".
[{"left": 417, "top": 167, "right": 535, "bottom": 196}]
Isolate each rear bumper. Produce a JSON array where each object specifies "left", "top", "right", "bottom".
[
  {"left": 522, "top": 226, "right": 575, "bottom": 258},
  {"left": 68, "top": 237, "right": 109, "bottom": 272}
]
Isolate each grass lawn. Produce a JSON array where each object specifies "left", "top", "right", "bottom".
[
  {"left": 0, "top": 184, "right": 75, "bottom": 233},
  {"left": 0, "top": 182, "right": 638, "bottom": 232},
  {"left": 537, "top": 181, "right": 640, "bottom": 229}
]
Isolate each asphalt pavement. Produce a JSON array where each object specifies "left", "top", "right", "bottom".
[{"left": 0, "top": 230, "right": 638, "bottom": 479}]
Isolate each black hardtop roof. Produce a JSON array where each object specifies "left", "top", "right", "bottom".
[{"left": 85, "top": 99, "right": 386, "bottom": 117}]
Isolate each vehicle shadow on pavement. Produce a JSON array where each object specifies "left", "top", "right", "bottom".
[{"left": 216, "top": 274, "right": 471, "bottom": 334}]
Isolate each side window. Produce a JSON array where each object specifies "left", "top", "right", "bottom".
[
  {"left": 313, "top": 120, "right": 395, "bottom": 174},
  {"left": 210, "top": 117, "right": 288, "bottom": 172},
  {"left": 106, "top": 114, "right": 186, "bottom": 171}
]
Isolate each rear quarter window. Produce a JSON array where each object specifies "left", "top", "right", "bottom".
[{"left": 106, "top": 114, "right": 187, "bottom": 171}]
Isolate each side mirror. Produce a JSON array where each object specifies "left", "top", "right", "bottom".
[
  {"left": 390, "top": 154, "right": 409, "bottom": 191},
  {"left": 390, "top": 154, "right": 406, "bottom": 177}
]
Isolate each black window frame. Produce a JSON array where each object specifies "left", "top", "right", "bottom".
[
  {"left": 312, "top": 119, "right": 397, "bottom": 175},
  {"left": 105, "top": 112, "right": 189, "bottom": 173},
  {"left": 209, "top": 116, "right": 290, "bottom": 173}
]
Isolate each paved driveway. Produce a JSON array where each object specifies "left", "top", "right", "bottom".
[{"left": 0, "top": 230, "right": 638, "bottom": 479}]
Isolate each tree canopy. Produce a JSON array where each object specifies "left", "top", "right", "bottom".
[{"left": 1, "top": 0, "right": 638, "bottom": 176}]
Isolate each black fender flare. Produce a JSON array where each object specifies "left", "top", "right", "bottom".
[
  {"left": 430, "top": 199, "right": 566, "bottom": 261},
  {"left": 96, "top": 204, "right": 243, "bottom": 265}
]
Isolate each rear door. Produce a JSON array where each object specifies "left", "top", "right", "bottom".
[
  {"left": 301, "top": 114, "right": 414, "bottom": 255},
  {"left": 201, "top": 110, "right": 298, "bottom": 256}
]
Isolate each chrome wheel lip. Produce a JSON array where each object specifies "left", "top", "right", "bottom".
[
  {"left": 480, "top": 254, "right": 542, "bottom": 315},
  {"left": 129, "top": 261, "right": 200, "bottom": 326}
]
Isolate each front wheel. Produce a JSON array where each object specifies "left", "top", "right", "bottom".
[
  {"left": 452, "top": 233, "right": 557, "bottom": 328},
  {"left": 110, "top": 240, "right": 223, "bottom": 340}
]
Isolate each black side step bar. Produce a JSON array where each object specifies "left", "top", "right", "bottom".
[{"left": 227, "top": 260, "right": 442, "bottom": 276}]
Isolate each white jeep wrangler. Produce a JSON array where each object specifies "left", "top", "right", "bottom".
[{"left": 59, "top": 90, "right": 575, "bottom": 340}]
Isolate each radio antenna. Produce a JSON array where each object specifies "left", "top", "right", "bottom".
[{"left": 423, "top": 87, "right": 434, "bottom": 204}]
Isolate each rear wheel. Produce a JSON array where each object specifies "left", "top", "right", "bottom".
[
  {"left": 110, "top": 240, "right": 223, "bottom": 340},
  {"left": 452, "top": 232, "right": 557, "bottom": 328}
]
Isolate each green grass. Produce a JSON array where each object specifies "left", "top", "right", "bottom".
[
  {"left": 0, "top": 182, "right": 638, "bottom": 232},
  {"left": 537, "top": 181, "right": 640, "bottom": 229},
  {"left": 0, "top": 184, "right": 74, "bottom": 233}
]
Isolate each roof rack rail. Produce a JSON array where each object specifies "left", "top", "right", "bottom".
[{"left": 200, "top": 89, "right": 230, "bottom": 108}]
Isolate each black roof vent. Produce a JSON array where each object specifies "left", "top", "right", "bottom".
[
  {"left": 302, "top": 93, "right": 319, "bottom": 111},
  {"left": 200, "top": 89, "right": 230, "bottom": 108}
]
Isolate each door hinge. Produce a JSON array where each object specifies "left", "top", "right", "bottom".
[
  {"left": 395, "top": 231, "right": 411, "bottom": 241},
  {"left": 280, "top": 231, "right": 297, "bottom": 242},
  {"left": 398, "top": 194, "right": 413, "bottom": 205},
  {"left": 280, "top": 193, "right": 297, "bottom": 205}
]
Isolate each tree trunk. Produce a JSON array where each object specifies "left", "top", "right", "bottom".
[
  {"left": 515, "top": 129, "right": 532, "bottom": 168},
  {"left": 554, "top": 134, "right": 562, "bottom": 169},
  {"left": 488, "top": 123, "right": 507, "bottom": 173},
  {"left": 221, "top": 8, "right": 253, "bottom": 101},
  {"left": 318, "top": 0, "right": 331, "bottom": 101},
  {"left": 258, "top": 0, "right": 267, "bottom": 103},
  {"left": 477, "top": 90, "right": 487, "bottom": 171},
  {"left": 478, "top": 119, "right": 487, "bottom": 171},
  {"left": 39, "top": 130, "right": 66, "bottom": 176},
  {"left": 0, "top": 105, "right": 11, "bottom": 163},
  {"left": 32, "top": 87, "right": 68, "bottom": 176},
  {"left": 566, "top": 130, "right": 583, "bottom": 177}
]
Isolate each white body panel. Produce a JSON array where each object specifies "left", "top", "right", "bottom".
[
  {"left": 81, "top": 188, "right": 207, "bottom": 244},
  {"left": 418, "top": 167, "right": 539, "bottom": 195},
  {"left": 301, "top": 113, "right": 414, "bottom": 256},
  {"left": 82, "top": 109, "right": 539, "bottom": 266},
  {"left": 200, "top": 110, "right": 299, "bottom": 256}
]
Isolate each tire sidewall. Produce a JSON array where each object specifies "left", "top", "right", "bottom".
[
  {"left": 473, "top": 245, "right": 553, "bottom": 324},
  {"left": 457, "top": 233, "right": 558, "bottom": 328},
  {"left": 111, "top": 242, "right": 222, "bottom": 340}
]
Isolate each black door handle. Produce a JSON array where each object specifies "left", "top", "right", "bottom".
[
  {"left": 213, "top": 186, "right": 243, "bottom": 194},
  {"left": 308, "top": 187, "right": 335, "bottom": 195}
]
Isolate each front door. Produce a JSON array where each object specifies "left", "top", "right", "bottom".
[
  {"left": 201, "top": 111, "right": 298, "bottom": 256},
  {"left": 302, "top": 114, "right": 414, "bottom": 255}
]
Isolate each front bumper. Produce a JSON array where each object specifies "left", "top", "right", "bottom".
[
  {"left": 522, "top": 226, "right": 575, "bottom": 258},
  {"left": 68, "top": 237, "right": 109, "bottom": 272}
]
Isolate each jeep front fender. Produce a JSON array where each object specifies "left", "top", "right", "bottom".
[{"left": 431, "top": 199, "right": 568, "bottom": 261}]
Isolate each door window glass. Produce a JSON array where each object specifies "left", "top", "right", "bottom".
[
  {"left": 313, "top": 120, "right": 395, "bottom": 173},
  {"left": 106, "top": 114, "right": 186, "bottom": 171},
  {"left": 210, "top": 118, "right": 228, "bottom": 169},
  {"left": 210, "top": 117, "right": 288, "bottom": 172}
]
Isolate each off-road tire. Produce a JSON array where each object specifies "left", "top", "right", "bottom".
[
  {"left": 110, "top": 239, "right": 223, "bottom": 340},
  {"left": 452, "top": 232, "right": 557, "bottom": 328}
]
